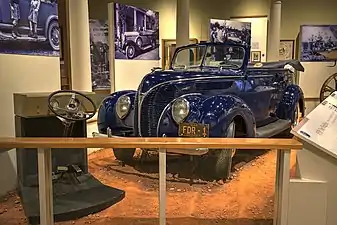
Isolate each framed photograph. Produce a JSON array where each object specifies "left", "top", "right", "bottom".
[
  {"left": 300, "top": 25, "right": 337, "bottom": 62},
  {"left": 279, "top": 40, "right": 295, "bottom": 60},
  {"left": 251, "top": 51, "right": 261, "bottom": 62},
  {"left": 161, "top": 38, "right": 198, "bottom": 69},
  {"left": 89, "top": 19, "right": 111, "bottom": 91},
  {"left": 113, "top": 3, "right": 159, "bottom": 60},
  {"left": 209, "top": 19, "right": 251, "bottom": 46}
]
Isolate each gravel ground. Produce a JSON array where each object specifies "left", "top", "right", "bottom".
[{"left": 0, "top": 148, "right": 297, "bottom": 225}]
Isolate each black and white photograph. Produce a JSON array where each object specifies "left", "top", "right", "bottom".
[
  {"left": 210, "top": 19, "right": 251, "bottom": 46},
  {"left": 251, "top": 51, "right": 261, "bottom": 62},
  {"left": 114, "top": 3, "right": 159, "bottom": 60},
  {"left": 279, "top": 40, "right": 295, "bottom": 60},
  {"left": 89, "top": 19, "right": 110, "bottom": 90},
  {"left": 0, "top": 0, "right": 59, "bottom": 56},
  {"left": 300, "top": 25, "right": 337, "bottom": 62}
]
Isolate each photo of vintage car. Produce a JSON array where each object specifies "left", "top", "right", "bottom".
[
  {"left": 119, "top": 29, "right": 157, "bottom": 59},
  {"left": 0, "top": 0, "right": 59, "bottom": 54},
  {"left": 114, "top": 3, "right": 159, "bottom": 60},
  {"left": 97, "top": 40, "right": 305, "bottom": 181}
]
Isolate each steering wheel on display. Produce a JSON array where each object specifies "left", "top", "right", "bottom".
[
  {"left": 319, "top": 73, "right": 337, "bottom": 102},
  {"left": 48, "top": 90, "right": 97, "bottom": 136}
]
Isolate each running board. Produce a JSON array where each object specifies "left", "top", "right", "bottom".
[{"left": 256, "top": 119, "right": 291, "bottom": 138}]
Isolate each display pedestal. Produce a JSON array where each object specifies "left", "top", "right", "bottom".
[
  {"left": 14, "top": 92, "right": 125, "bottom": 224},
  {"left": 290, "top": 92, "right": 337, "bottom": 225}
]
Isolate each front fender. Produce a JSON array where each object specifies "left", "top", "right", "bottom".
[
  {"left": 199, "top": 95, "right": 256, "bottom": 137},
  {"left": 157, "top": 94, "right": 256, "bottom": 138},
  {"left": 123, "top": 40, "right": 138, "bottom": 50},
  {"left": 97, "top": 90, "right": 136, "bottom": 135},
  {"left": 276, "top": 84, "right": 305, "bottom": 121}
]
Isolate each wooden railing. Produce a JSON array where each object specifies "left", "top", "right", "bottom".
[{"left": 0, "top": 137, "right": 302, "bottom": 225}]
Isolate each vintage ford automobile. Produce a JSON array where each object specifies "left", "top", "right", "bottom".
[
  {"left": 119, "top": 28, "right": 157, "bottom": 59},
  {"left": 97, "top": 41, "right": 305, "bottom": 180}
]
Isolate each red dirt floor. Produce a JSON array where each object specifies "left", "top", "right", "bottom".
[{"left": 0, "top": 148, "right": 297, "bottom": 225}]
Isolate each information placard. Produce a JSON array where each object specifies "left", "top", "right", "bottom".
[{"left": 291, "top": 91, "right": 337, "bottom": 158}]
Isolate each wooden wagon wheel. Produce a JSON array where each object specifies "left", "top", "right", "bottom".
[{"left": 320, "top": 73, "right": 337, "bottom": 102}]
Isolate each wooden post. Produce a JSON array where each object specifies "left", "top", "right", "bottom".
[
  {"left": 273, "top": 149, "right": 291, "bottom": 225},
  {"left": 158, "top": 148, "right": 166, "bottom": 225},
  {"left": 38, "top": 148, "right": 54, "bottom": 225}
]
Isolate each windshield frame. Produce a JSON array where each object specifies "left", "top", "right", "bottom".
[{"left": 169, "top": 42, "right": 247, "bottom": 71}]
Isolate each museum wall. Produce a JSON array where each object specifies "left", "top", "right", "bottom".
[{"left": 0, "top": 55, "right": 60, "bottom": 196}]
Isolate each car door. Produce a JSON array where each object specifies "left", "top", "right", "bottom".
[
  {"left": 19, "top": 0, "right": 30, "bottom": 26},
  {"left": 0, "top": 0, "right": 12, "bottom": 24},
  {"left": 237, "top": 73, "right": 277, "bottom": 124},
  {"left": 37, "top": 0, "right": 58, "bottom": 32}
]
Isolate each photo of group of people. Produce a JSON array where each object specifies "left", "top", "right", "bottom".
[
  {"left": 300, "top": 25, "right": 337, "bottom": 62},
  {"left": 0, "top": 0, "right": 59, "bottom": 56},
  {"left": 210, "top": 19, "right": 251, "bottom": 46},
  {"left": 89, "top": 19, "right": 110, "bottom": 91}
]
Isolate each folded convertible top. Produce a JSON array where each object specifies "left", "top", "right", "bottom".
[{"left": 247, "top": 60, "right": 305, "bottom": 72}]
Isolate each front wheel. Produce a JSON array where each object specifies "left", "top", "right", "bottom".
[
  {"left": 198, "top": 122, "right": 236, "bottom": 181},
  {"left": 113, "top": 148, "right": 135, "bottom": 162},
  {"left": 126, "top": 45, "right": 136, "bottom": 59},
  {"left": 47, "top": 20, "right": 60, "bottom": 51}
]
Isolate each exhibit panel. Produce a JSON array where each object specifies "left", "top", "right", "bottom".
[{"left": 291, "top": 92, "right": 337, "bottom": 225}]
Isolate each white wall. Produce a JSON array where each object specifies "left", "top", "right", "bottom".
[
  {"left": 114, "top": 61, "right": 159, "bottom": 91},
  {"left": 0, "top": 55, "right": 60, "bottom": 196}
]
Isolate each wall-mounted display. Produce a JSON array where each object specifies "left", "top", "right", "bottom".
[
  {"left": 279, "top": 40, "right": 295, "bottom": 60},
  {"left": 300, "top": 25, "right": 337, "bottom": 62},
  {"left": 161, "top": 38, "right": 198, "bottom": 69},
  {"left": 209, "top": 19, "right": 251, "bottom": 46},
  {"left": 114, "top": 3, "right": 159, "bottom": 60},
  {"left": 0, "top": 0, "right": 60, "bottom": 57},
  {"left": 89, "top": 19, "right": 110, "bottom": 91},
  {"left": 251, "top": 51, "right": 261, "bottom": 62}
]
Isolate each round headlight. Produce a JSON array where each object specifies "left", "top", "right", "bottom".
[
  {"left": 116, "top": 95, "right": 131, "bottom": 119},
  {"left": 172, "top": 98, "right": 190, "bottom": 124}
]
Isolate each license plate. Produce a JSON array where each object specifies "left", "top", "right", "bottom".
[{"left": 178, "top": 123, "right": 209, "bottom": 138}]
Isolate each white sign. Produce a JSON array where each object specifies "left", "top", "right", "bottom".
[{"left": 292, "top": 91, "right": 337, "bottom": 158}]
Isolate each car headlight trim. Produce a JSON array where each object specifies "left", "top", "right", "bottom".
[
  {"left": 116, "top": 95, "right": 131, "bottom": 119},
  {"left": 172, "top": 98, "right": 190, "bottom": 124}
]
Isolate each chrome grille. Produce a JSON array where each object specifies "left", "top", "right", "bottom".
[{"left": 139, "top": 86, "right": 175, "bottom": 137}]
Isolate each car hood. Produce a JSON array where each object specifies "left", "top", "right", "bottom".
[{"left": 139, "top": 69, "right": 243, "bottom": 93}]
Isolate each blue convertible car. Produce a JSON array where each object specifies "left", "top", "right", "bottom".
[{"left": 97, "top": 41, "right": 305, "bottom": 180}]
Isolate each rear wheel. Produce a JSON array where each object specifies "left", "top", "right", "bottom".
[
  {"left": 47, "top": 20, "right": 60, "bottom": 51},
  {"left": 113, "top": 148, "right": 135, "bottom": 162},
  {"left": 198, "top": 122, "right": 236, "bottom": 181}
]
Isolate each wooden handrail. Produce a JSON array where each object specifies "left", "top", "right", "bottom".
[
  {"left": 0, "top": 136, "right": 299, "bottom": 225},
  {"left": 0, "top": 137, "right": 302, "bottom": 150}
]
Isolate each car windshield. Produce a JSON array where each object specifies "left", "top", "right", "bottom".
[{"left": 171, "top": 44, "right": 245, "bottom": 70}]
